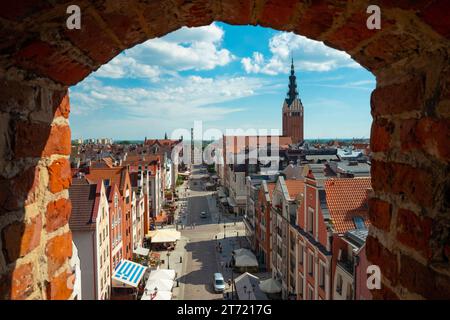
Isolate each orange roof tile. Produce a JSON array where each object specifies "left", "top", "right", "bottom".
[
  {"left": 224, "top": 135, "right": 293, "bottom": 154},
  {"left": 324, "top": 178, "right": 372, "bottom": 234},
  {"left": 284, "top": 179, "right": 304, "bottom": 199},
  {"left": 267, "top": 182, "right": 276, "bottom": 201},
  {"left": 85, "top": 167, "right": 126, "bottom": 190}
]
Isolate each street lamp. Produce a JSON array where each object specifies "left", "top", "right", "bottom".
[
  {"left": 223, "top": 224, "right": 226, "bottom": 239},
  {"left": 167, "top": 251, "right": 171, "bottom": 269}
]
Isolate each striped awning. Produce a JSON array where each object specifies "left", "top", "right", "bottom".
[{"left": 112, "top": 260, "right": 147, "bottom": 288}]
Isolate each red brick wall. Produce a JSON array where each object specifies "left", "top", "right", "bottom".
[
  {"left": 0, "top": 81, "right": 73, "bottom": 299},
  {"left": 0, "top": 0, "right": 449, "bottom": 300}
]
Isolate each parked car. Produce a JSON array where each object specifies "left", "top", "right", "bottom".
[
  {"left": 213, "top": 273, "right": 225, "bottom": 293},
  {"left": 200, "top": 211, "right": 207, "bottom": 219}
]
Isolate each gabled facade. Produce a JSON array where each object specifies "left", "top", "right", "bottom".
[
  {"left": 270, "top": 177, "right": 304, "bottom": 299},
  {"left": 255, "top": 180, "right": 276, "bottom": 272},
  {"left": 69, "top": 179, "right": 111, "bottom": 300}
]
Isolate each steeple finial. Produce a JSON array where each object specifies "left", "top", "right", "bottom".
[{"left": 285, "top": 57, "right": 299, "bottom": 106}]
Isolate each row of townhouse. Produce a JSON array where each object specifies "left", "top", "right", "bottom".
[
  {"left": 250, "top": 163, "right": 373, "bottom": 300},
  {"left": 68, "top": 151, "right": 170, "bottom": 299}
]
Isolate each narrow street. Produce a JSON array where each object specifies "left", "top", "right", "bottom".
[{"left": 174, "top": 165, "right": 246, "bottom": 300}]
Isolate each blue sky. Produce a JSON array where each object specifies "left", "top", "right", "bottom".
[{"left": 69, "top": 22, "right": 375, "bottom": 140}]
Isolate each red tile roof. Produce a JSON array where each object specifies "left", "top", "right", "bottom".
[
  {"left": 324, "top": 178, "right": 372, "bottom": 234},
  {"left": 85, "top": 167, "right": 127, "bottom": 190},
  {"left": 224, "top": 135, "right": 293, "bottom": 154},
  {"left": 267, "top": 182, "right": 276, "bottom": 201},
  {"left": 284, "top": 179, "right": 304, "bottom": 200},
  {"left": 69, "top": 178, "right": 99, "bottom": 231}
]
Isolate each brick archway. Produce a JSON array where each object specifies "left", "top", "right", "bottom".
[{"left": 0, "top": 1, "right": 449, "bottom": 300}]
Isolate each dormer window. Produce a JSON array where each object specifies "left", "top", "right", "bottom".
[{"left": 353, "top": 216, "right": 366, "bottom": 229}]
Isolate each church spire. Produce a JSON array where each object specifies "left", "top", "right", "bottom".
[{"left": 285, "top": 58, "right": 299, "bottom": 107}]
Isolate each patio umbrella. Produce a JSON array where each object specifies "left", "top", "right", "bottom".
[
  {"left": 259, "top": 278, "right": 282, "bottom": 294},
  {"left": 148, "top": 269, "right": 176, "bottom": 281},
  {"left": 145, "top": 278, "right": 174, "bottom": 292},
  {"left": 141, "top": 290, "right": 172, "bottom": 300}
]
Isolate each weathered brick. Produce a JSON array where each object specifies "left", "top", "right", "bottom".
[
  {"left": 419, "top": 0, "right": 450, "bottom": 38},
  {"left": 53, "top": 92, "right": 70, "bottom": 119},
  {"left": 400, "top": 254, "right": 450, "bottom": 299},
  {"left": 0, "top": 0, "right": 51, "bottom": 21},
  {"left": 400, "top": 117, "right": 450, "bottom": 162},
  {"left": 2, "top": 214, "right": 42, "bottom": 263},
  {"left": 46, "top": 198, "right": 72, "bottom": 233},
  {"left": 366, "top": 236, "right": 399, "bottom": 285},
  {"left": 13, "top": 41, "right": 90, "bottom": 85},
  {"left": 371, "top": 284, "right": 399, "bottom": 300},
  {"left": 369, "top": 198, "right": 392, "bottom": 232},
  {"left": 48, "top": 158, "right": 72, "bottom": 194},
  {"left": 295, "top": 1, "right": 343, "bottom": 39},
  {"left": 42, "top": 125, "right": 71, "bottom": 157},
  {"left": 220, "top": 0, "right": 253, "bottom": 25},
  {"left": 259, "top": 0, "right": 298, "bottom": 29},
  {"left": 14, "top": 120, "right": 51, "bottom": 158},
  {"left": 371, "top": 161, "right": 434, "bottom": 207},
  {"left": 46, "top": 232, "right": 72, "bottom": 277},
  {"left": 10, "top": 263, "right": 34, "bottom": 300},
  {"left": 396, "top": 208, "right": 433, "bottom": 258},
  {"left": 46, "top": 269, "right": 73, "bottom": 300},
  {"left": 370, "top": 118, "right": 394, "bottom": 153},
  {"left": 65, "top": 12, "right": 121, "bottom": 64},
  {"left": 327, "top": 12, "right": 391, "bottom": 52},
  {"left": 6, "top": 165, "right": 40, "bottom": 210},
  {"left": 371, "top": 76, "right": 424, "bottom": 116}
]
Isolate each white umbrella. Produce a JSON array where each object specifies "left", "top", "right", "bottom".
[
  {"left": 141, "top": 290, "right": 172, "bottom": 300},
  {"left": 259, "top": 278, "right": 282, "bottom": 294},
  {"left": 148, "top": 269, "right": 176, "bottom": 281},
  {"left": 153, "top": 291, "right": 172, "bottom": 300},
  {"left": 145, "top": 278, "right": 174, "bottom": 292}
]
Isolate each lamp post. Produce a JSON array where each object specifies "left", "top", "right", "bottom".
[
  {"left": 223, "top": 224, "right": 226, "bottom": 239},
  {"left": 167, "top": 251, "right": 171, "bottom": 269}
]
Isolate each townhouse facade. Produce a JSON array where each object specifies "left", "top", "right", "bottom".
[{"left": 69, "top": 179, "right": 111, "bottom": 300}]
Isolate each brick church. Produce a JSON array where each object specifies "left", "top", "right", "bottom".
[{"left": 282, "top": 59, "right": 304, "bottom": 144}]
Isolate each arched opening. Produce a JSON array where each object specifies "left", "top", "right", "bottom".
[{"left": 0, "top": 1, "right": 449, "bottom": 300}]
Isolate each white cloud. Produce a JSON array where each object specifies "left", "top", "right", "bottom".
[
  {"left": 71, "top": 75, "right": 267, "bottom": 122},
  {"left": 241, "top": 32, "right": 360, "bottom": 74},
  {"left": 92, "top": 23, "right": 233, "bottom": 80}
]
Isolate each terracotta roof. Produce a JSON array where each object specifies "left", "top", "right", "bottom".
[
  {"left": 284, "top": 179, "right": 304, "bottom": 199},
  {"left": 267, "top": 182, "right": 276, "bottom": 201},
  {"left": 324, "top": 178, "right": 372, "bottom": 234},
  {"left": 144, "top": 139, "right": 180, "bottom": 147},
  {"left": 224, "top": 135, "right": 293, "bottom": 154},
  {"left": 85, "top": 167, "right": 127, "bottom": 190},
  {"left": 69, "top": 179, "right": 99, "bottom": 231}
]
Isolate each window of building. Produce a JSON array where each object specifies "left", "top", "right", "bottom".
[
  {"left": 319, "top": 263, "right": 325, "bottom": 288},
  {"left": 298, "top": 276, "right": 303, "bottom": 298},
  {"left": 299, "top": 244, "right": 304, "bottom": 266},
  {"left": 353, "top": 216, "right": 366, "bottom": 229},
  {"left": 308, "top": 286, "right": 314, "bottom": 300},
  {"left": 346, "top": 283, "right": 353, "bottom": 300},
  {"left": 336, "top": 274, "right": 343, "bottom": 295},
  {"left": 308, "top": 251, "right": 314, "bottom": 276},
  {"left": 307, "top": 208, "right": 314, "bottom": 234}
]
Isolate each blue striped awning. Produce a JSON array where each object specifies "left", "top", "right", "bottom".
[{"left": 112, "top": 260, "right": 147, "bottom": 288}]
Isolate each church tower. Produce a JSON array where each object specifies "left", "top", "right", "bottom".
[{"left": 282, "top": 58, "right": 304, "bottom": 144}]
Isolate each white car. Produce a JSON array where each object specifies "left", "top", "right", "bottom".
[{"left": 213, "top": 273, "right": 225, "bottom": 293}]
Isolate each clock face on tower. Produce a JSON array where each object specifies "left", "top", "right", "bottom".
[{"left": 282, "top": 59, "right": 304, "bottom": 144}]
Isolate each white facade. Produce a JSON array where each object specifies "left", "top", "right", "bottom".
[
  {"left": 96, "top": 183, "right": 111, "bottom": 300},
  {"left": 69, "top": 241, "right": 82, "bottom": 300}
]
